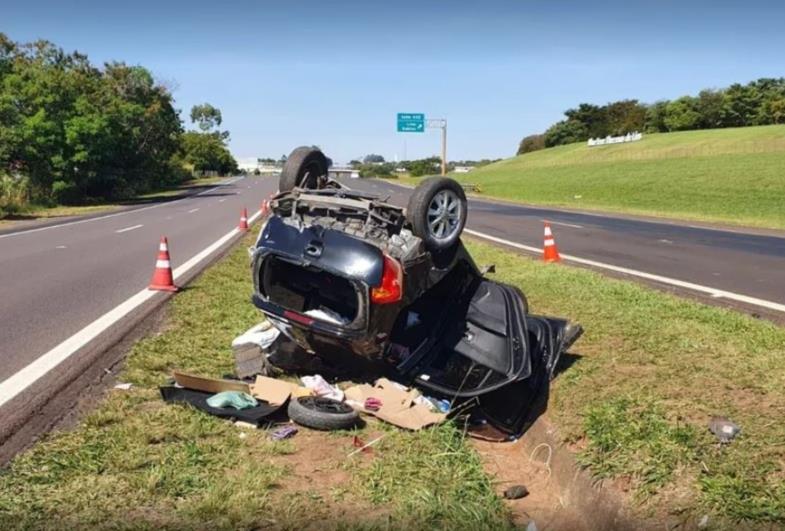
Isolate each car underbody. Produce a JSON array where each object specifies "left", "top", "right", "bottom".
[{"left": 249, "top": 148, "right": 582, "bottom": 437}]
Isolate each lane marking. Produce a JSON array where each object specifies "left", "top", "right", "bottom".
[
  {"left": 0, "top": 177, "right": 245, "bottom": 240},
  {"left": 464, "top": 228, "right": 785, "bottom": 314},
  {"left": 0, "top": 208, "right": 263, "bottom": 409},
  {"left": 115, "top": 224, "right": 143, "bottom": 234},
  {"left": 546, "top": 220, "right": 583, "bottom": 229},
  {"left": 188, "top": 208, "right": 200, "bottom": 213},
  {"left": 56, "top": 245, "right": 67, "bottom": 249},
  {"left": 218, "top": 199, "right": 227, "bottom": 203}
]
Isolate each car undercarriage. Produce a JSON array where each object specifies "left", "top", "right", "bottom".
[{"left": 250, "top": 146, "right": 582, "bottom": 437}]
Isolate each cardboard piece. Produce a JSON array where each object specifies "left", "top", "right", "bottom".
[
  {"left": 249, "top": 375, "right": 311, "bottom": 406},
  {"left": 344, "top": 378, "right": 446, "bottom": 431},
  {"left": 173, "top": 371, "right": 250, "bottom": 394}
]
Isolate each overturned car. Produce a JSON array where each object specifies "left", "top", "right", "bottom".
[{"left": 250, "top": 147, "right": 582, "bottom": 437}]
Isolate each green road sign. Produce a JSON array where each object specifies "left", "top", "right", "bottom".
[{"left": 397, "top": 113, "right": 425, "bottom": 133}]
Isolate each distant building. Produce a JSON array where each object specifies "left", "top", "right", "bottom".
[
  {"left": 328, "top": 167, "right": 360, "bottom": 179},
  {"left": 237, "top": 157, "right": 281, "bottom": 175},
  {"left": 453, "top": 166, "right": 474, "bottom": 173}
]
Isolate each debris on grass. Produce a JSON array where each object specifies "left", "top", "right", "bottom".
[
  {"left": 708, "top": 416, "right": 741, "bottom": 444},
  {"left": 503, "top": 484, "right": 530, "bottom": 500}
]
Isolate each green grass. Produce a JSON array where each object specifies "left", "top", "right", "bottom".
[
  {"left": 3, "top": 224, "right": 784, "bottom": 527},
  {"left": 444, "top": 125, "right": 785, "bottom": 229},
  {"left": 0, "top": 231, "right": 511, "bottom": 530},
  {"left": 465, "top": 239, "right": 785, "bottom": 524}
]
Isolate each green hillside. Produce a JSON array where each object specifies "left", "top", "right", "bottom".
[{"left": 451, "top": 125, "right": 785, "bottom": 229}]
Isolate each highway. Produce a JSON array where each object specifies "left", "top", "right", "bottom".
[
  {"left": 346, "top": 178, "right": 785, "bottom": 318},
  {"left": 0, "top": 175, "right": 278, "bottom": 446},
  {"left": 2, "top": 173, "right": 784, "bottom": 451}
]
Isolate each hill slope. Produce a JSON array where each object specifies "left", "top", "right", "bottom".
[{"left": 451, "top": 125, "right": 785, "bottom": 229}]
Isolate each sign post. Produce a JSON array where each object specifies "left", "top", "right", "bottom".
[
  {"left": 397, "top": 113, "right": 425, "bottom": 133},
  {"left": 427, "top": 118, "right": 447, "bottom": 176},
  {"left": 396, "top": 113, "right": 447, "bottom": 176}
]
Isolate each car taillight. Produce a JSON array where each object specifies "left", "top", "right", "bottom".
[
  {"left": 371, "top": 254, "right": 403, "bottom": 304},
  {"left": 283, "top": 310, "right": 315, "bottom": 326}
]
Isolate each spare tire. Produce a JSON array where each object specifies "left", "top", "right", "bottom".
[
  {"left": 279, "top": 146, "right": 329, "bottom": 192},
  {"left": 406, "top": 177, "right": 468, "bottom": 251},
  {"left": 287, "top": 396, "right": 360, "bottom": 431}
]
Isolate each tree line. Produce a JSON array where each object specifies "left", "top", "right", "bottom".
[
  {"left": 0, "top": 33, "right": 237, "bottom": 211},
  {"left": 349, "top": 154, "right": 499, "bottom": 178},
  {"left": 518, "top": 77, "right": 785, "bottom": 154}
]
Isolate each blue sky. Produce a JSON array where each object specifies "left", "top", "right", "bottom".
[{"left": 4, "top": 0, "right": 785, "bottom": 163}]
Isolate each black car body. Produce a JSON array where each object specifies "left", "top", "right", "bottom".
[{"left": 251, "top": 182, "right": 581, "bottom": 437}]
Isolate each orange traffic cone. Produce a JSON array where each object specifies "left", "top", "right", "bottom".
[
  {"left": 260, "top": 200, "right": 269, "bottom": 217},
  {"left": 149, "top": 237, "right": 178, "bottom": 291},
  {"left": 238, "top": 208, "right": 249, "bottom": 230},
  {"left": 543, "top": 222, "right": 561, "bottom": 262}
]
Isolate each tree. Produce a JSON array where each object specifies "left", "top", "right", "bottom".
[
  {"left": 405, "top": 157, "right": 441, "bottom": 177},
  {"left": 517, "top": 134, "right": 545, "bottom": 155},
  {"left": 564, "top": 103, "right": 608, "bottom": 138},
  {"left": 644, "top": 101, "right": 669, "bottom": 133},
  {"left": 181, "top": 131, "right": 237, "bottom": 175},
  {"left": 664, "top": 97, "right": 701, "bottom": 131},
  {"left": 190, "top": 103, "right": 222, "bottom": 132},
  {"left": 544, "top": 120, "right": 588, "bottom": 147},
  {"left": 605, "top": 99, "right": 646, "bottom": 135},
  {"left": 696, "top": 89, "right": 724, "bottom": 129},
  {"left": 0, "top": 34, "right": 185, "bottom": 203},
  {"left": 363, "top": 154, "right": 385, "bottom": 164},
  {"left": 764, "top": 97, "right": 785, "bottom": 124}
]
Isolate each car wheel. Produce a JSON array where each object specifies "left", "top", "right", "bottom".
[
  {"left": 279, "top": 147, "right": 329, "bottom": 192},
  {"left": 407, "top": 177, "right": 468, "bottom": 251},
  {"left": 287, "top": 396, "right": 360, "bottom": 430}
]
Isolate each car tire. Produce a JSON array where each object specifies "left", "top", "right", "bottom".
[
  {"left": 407, "top": 177, "right": 468, "bottom": 251},
  {"left": 279, "top": 147, "right": 329, "bottom": 192},
  {"left": 287, "top": 396, "right": 360, "bottom": 430}
]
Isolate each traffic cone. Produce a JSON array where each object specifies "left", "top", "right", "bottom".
[
  {"left": 260, "top": 199, "right": 269, "bottom": 216},
  {"left": 238, "top": 208, "right": 249, "bottom": 230},
  {"left": 543, "top": 222, "right": 561, "bottom": 262},
  {"left": 149, "top": 237, "right": 178, "bottom": 292}
]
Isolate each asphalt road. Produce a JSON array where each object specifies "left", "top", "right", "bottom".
[
  {"left": 0, "top": 175, "right": 277, "bottom": 383},
  {"left": 346, "top": 178, "right": 785, "bottom": 317},
  {"left": 2, "top": 173, "right": 784, "bottom": 451}
]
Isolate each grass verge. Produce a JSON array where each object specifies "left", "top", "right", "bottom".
[
  {"left": 0, "top": 176, "right": 230, "bottom": 228},
  {"left": 0, "top": 232, "right": 511, "bottom": 530},
  {"left": 443, "top": 125, "right": 785, "bottom": 229},
  {"left": 465, "top": 239, "right": 785, "bottom": 524}
]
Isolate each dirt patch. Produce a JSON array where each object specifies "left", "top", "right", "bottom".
[
  {"left": 475, "top": 437, "right": 589, "bottom": 530},
  {"left": 264, "top": 427, "right": 391, "bottom": 528}
]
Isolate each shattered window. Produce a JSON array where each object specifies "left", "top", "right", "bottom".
[{"left": 425, "top": 350, "right": 499, "bottom": 391}]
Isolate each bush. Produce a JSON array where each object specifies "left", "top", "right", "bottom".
[
  {"left": 51, "top": 180, "right": 81, "bottom": 205},
  {"left": 0, "top": 174, "right": 30, "bottom": 217},
  {"left": 517, "top": 134, "right": 545, "bottom": 155}
]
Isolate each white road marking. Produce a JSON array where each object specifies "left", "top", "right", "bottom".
[
  {"left": 546, "top": 220, "right": 583, "bottom": 229},
  {"left": 115, "top": 224, "right": 143, "bottom": 234},
  {"left": 56, "top": 245, "right": 67, "bottom": 249},
  {"left": 464, "top": 228, "right": 785, "bottom": 314},
  {"left": 218, "top": 199, "right": 227, "bottom": 203},
  {"left": 658, "top": 239, "right": 673, "bottom": 244},
  {"left": 0, "top": 177, "right": 243, "bottom": 240},
  {"left": 0, "top": 209, "right": 263, "bottom": 408},
  {"left": 188, "top": 208, "right": 200, "bottom": 213}
]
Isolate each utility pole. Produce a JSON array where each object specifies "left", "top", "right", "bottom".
[{"left": 427, "top": 118, "right": 447, "bottom": 176}]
